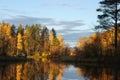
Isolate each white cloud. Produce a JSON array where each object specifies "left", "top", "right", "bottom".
[{"left": 3, "top": 15, "right": 84, "bottom": 28}]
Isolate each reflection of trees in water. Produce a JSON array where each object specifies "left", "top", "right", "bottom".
[
  {"left": 0, "top": 64, "right": 16, "bottom": 80},
  {"left": 49, "top": 62, "right": 65, "bottom": 80},
  {"left": 0, "top": 62, "right": 120, "bottom": 80},
  {"left": 16, "top": 64, "right": 22, "bottom": 80},
  {"left": 0, "top": 61, "right": 65, "bottom": 80},
  {"left": 20, "top": 61, "right": 50, "bottom": 80},
  {"left": 77, "top": 65, "right": 120, "bottom": 80}
]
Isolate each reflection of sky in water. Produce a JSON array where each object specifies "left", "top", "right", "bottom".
[{"left": 61, "top": 65, "right": 89, "bottom": 80}]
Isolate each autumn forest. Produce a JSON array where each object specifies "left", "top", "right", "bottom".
[
  {"left": 0, "top": 23, "right": 67, "bottom": 58},
  {"left": 0, "top": 0, "right": 120, "bottom": 63},
  {"left": 1, "top": 0, "right": 120, "bottom": 80}
]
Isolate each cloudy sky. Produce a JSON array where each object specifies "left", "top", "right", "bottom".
[{"left": 0, "top": 0, "right": 101, "bottom": 47}]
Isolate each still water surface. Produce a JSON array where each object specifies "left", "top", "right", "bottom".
[{"left": 0, "top": 60, "right": 120, "bottom": 80}]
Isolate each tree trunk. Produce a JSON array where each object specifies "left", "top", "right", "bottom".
[{"left": 114, "top": 0, "right": 118, "bottom": 55}]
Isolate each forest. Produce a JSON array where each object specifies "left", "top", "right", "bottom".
[
  {"left": 0, "top": 23, "right": 70, "bottom": 59},
  {"left": 73, "top": 0, "right": 120, "bottom": 62},
  {"left": 0, "top": 0, "right": 120, "bottom": 62},
  {"left": 0, "top": 22, "right": 120, "bottom": 62}
]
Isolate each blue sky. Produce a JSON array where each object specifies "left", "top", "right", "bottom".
[{"left": 0, "top": 0, "right": 101, "bottom": 46}]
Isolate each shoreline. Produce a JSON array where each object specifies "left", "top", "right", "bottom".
[
  {"left": 0, "top": 56, "right": 31, "bottom": 62},
  {"left": 50, "top": 56, "right": 120, "bottom": 64}
]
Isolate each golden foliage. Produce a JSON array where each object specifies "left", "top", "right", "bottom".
[
  {"left": 16, "top": 64, "right": 22, "bottom": 80},
  {"left": 4, "top": 24, "right": 12, "bottom": 39},
  {"left": 77, "top": 37, "right": 88, "bottom": 50},
  {"left": 49, "top": 31, "right": 54, "bottom": 45},
  {"left": 17, "top": 33, "right": 23, "bottom": 50},
  {"left": 57, "top": 35, "right": 64, "bottom": 47}
]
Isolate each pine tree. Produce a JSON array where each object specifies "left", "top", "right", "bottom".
[{"left": 96, "top": 0, "right": 120, "bottom": 54}]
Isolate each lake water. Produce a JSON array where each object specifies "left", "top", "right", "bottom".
[{"left": 0, "top": 60, "right": 120, "bottom": 80}]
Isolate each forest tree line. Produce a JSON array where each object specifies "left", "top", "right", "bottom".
[
  {"left": 76, "top": 28, "right": 120, "bottom": 58},
  {"left": 74, "top": 0, "right": 120, "bottom": 59},
  {"left": 0, "top": 23, "right": 70, "bottom": 57}
]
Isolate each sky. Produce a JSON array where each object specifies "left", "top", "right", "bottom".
[{"left": 0, "top": 0, "right": 101, "bottom": 47}]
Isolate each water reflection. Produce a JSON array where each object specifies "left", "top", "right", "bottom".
[
  {"left": 0, "top": 61, "right": 120, "bottom": 80},
  {"left": 0, "top": 61, "right": 66, "bottom": 80},
  {"left": 76, "top": 64, "right": 120, "bottom": 80}
]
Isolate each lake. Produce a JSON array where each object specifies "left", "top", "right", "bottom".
[{"left": 0, "top": 60, "right": 120, "bottom": 80}]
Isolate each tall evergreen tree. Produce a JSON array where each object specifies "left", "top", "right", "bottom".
[
  {"left": 17, "top": 24, "right": 24, "bottom": 35},
  {"left": 41, "top": 26, "right": 49, "bottom": 52},
  {"left": 96, "top": 0, "right": 120, "bottom": 54},
  {"left": 51, "top": 28, "right": 56, "bottom": 38}
]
